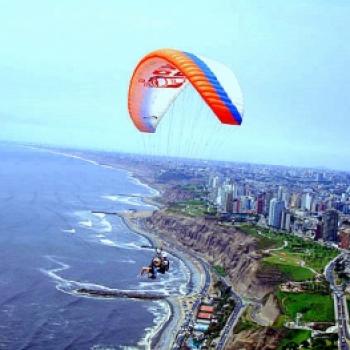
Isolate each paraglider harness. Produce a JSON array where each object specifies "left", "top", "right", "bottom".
[{"left": 144, "top": 248, "right": 170, "bottom": 279}]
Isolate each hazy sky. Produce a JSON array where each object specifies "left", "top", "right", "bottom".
[{"left": 0, "top": 0, "right": 349, "bottom": 170}]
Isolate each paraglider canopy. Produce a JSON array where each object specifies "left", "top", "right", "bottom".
[{"left": 128, "top": 49, "right": 244, "bottom": 133}]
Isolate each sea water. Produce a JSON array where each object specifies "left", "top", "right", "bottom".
[{"left": 0, "top": 143, "right": 189, "bottom": 349}]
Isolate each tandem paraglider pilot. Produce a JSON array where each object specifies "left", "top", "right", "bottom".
[{"left": 140, "top": 249, "right": 169, "bottom": 279}]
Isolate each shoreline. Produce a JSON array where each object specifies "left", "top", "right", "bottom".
[
  {"left": 120, "top": 213, "right": 206, "bottom": 349},
  {"left": 117, "top": 166, "right": 210, "bottom": 349},
  {"left": 35, "top": 146, "right": 209, "bottom": 349}
]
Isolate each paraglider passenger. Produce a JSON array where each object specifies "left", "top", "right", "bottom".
[{"left": 140, "top": 257, "right": 162, "bottom": 279}]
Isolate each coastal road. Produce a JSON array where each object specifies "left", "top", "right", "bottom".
[
  {"left": 325, "top": 255, "right": 350, "bottom": 350},
  {"left": 216, "top": 301, "right": 245, "bottom": 350},
  {"left": 197, "top": 257, "right": 211, "bottom": 294},
  {"left": 215, "top": 277, "right": 245, "bottom": 350}
]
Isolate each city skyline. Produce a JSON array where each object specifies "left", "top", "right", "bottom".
[
  {"left": 0, "top": 1, "right": 349, "bottom": 170},
  {"left": 204, "top": 162, "right": 350, "bottom": 248}
]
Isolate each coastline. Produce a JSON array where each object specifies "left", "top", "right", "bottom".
[
  {"left": 120, "top": 213, "right": 206, "bottom": 349},
  {"left": 117, "top": 167, "right": 210, "bottom": 349},
  {"left": 35, "top": 146, "right": 210, "bottom": 349}
]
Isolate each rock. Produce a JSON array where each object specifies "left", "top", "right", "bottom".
[
  {"left": 227, "top": 327, "right": 285, "bottom": 350},
  {"left": 258, "top": 293, "right": 280, "bottom": 326},
  {"left": 76, "top": 288, "right": 166, "bottom": 300},
  {"left": 144, "top": 210, "right": 278, "bottom": 300}
]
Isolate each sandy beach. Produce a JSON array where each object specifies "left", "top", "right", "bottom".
[
  {"left": 120, "top": 212, "right": 209, "bottom": 349},
  {"left": 114, "top": 160, "right": 210, "bottom": 349}
]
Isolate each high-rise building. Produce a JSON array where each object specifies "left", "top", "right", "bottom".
[
  {"left": 314, "top": 217, "right": 323, "bottom": 240},
  {"left": 277, "top": 186, "right": 284, "bottom": 201},
  {"left": 256, "top": 193, "right": 265, "bottom": 215},
  {"left": 284, "top": 211, "right": 292, "bottom": 232},
  {"left": 224, "top": 191, "right": 233, "bottom": 213},
  {"left": 281, "top": 191, "right": 290, "bottom": 207},
  {"left": 209, "top": 175, "right": 220, "bottom": 189},
  {"left": 341, "top": 193, "right": 347, "bottom": 203},
  {"left": 281, "top": 209, "right": 292, "bottom": 231},
  {"left": 316, "top": 172, "right": 324, "bottom": 182},
  {"left": 311, "top": 199, "right": 320, "bottom": 213},
  {"left": 290, "top": 193, "right": 301, "bottom": 209},
  {"left": 322, "top": 209, "right": 339, "bottom": 242},
  {"left": 344, "top": 203, "right": 350, "bottom": 215},
  {"left": 232, "top": 183, "right": 239, "bottom": 198},
  {"left": 301, "top": 192, "right": 313, "bottom": 211},
  {"left": 265, "top": 191, "right": 274, "bottom": 215},
  {"left": 240, "top": 196, "right": 254, "bottom": 212},
  {"left": 268, "top": 198, "right": 285, "bottom": 228},
  {"left": 208, "top": 175, "right": 220, "bottom": 203},
  {"left": 232, "top": 199, "right": 240, "bottom": 213}
]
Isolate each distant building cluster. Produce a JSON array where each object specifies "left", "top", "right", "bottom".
[{"left": 207, "top": 167, "right": 350, "bottom": 248}]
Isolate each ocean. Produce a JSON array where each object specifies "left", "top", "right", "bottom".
[{"left": 0, "top": 144, "right": 189, "bottom": 349}]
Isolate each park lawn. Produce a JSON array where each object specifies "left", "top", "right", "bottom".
[
  {"left": 283, "top": 240, "right": 338, "bottom": 273},
  {"left": 276, "top": 291, "right": 334, "bottom": 322},
  {"left": 239, "top": 224, "right": 338, "bottom": 273},
  {"left": 273, "top": 314, "right": 289, "bottom": 328},
  {"left": 267, "top": 251, "right": 304, "bottom": 266},
  {"left": 263, "top": 261, "right": 313, "bottom": 281},
  {"left": 271, "top": 246, "right": 338, "bottom": 275},
  {"left": 263, "top": 254, "right": 314, "bottom": 281},
  {"left": 275, "top": 232, "right": 338, "bottom": 272},
  {"left": 301, "top": 251, "right": 338, "bottom": 273},
  {"left": 291, "top": 251, "right": 338, "bottom": 273},
  {"left": 277, "top": 330, "right": 311, "bottom": 350},
  {"left": 166, "top": 200, "right": 208, "bottom": 217},
  {"left": 239, "top": 225, "right": 284, "bottom": 250}
]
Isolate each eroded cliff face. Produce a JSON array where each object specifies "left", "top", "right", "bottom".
[
  {"left": 160, "top": 185, "right": 195, "bottom": 203},
  {"left": 227, "top": 327, "right": 285, "bottom": 350},
  {"left": 144, "top": 210, "right": 284, "bottom": 300},
  {"left": 258, "top": 294, "right": 281, "bottom": 326}
]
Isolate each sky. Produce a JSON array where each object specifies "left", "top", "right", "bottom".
[{"left": 0, "top": 0, "right": 349, "bottom": 170}]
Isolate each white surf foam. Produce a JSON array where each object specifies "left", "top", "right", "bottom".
[
  {"left": 76, "top": 211, "right": 112, "bottom": 234},
  {"left": 122, "top": 242, "right": 142, "bottom": 250},
  {"left": 102, "top": 194, "right": 155, "bottom": 209},
  {"left": 40, "top": 256, "right": 167, "bottom": 301},
  {"left": 119, "top": 259, "right": 136, "bottom": 264},
  {"left": 99, "top": 218, "right": 113, "bottom": 234},
  {"left": 43, "top": 150, "right": 100, "bottom": 167},
  {"left": 128, "top": 175, "right": 160, "bottom": 198},
  {"left": 100, "top": 239, "right": 118, "bottom": 247},
  {"left": 79, "top": 220, "right": 93, "bottom": 228},
  {"left": 92, "top": 212, "right": 106, "bottom": 219},
  {"left": 137, "top": 300, "right": 170, "bottom": 350},
  {"left": 34, "top": 147, "right": 160, "bottom": 201},
  {"left": 61, "top": 229, "right": 76, "bottom": 234},
  {"left": 100, "top": 164, "right": 114, "bottom": 170}
]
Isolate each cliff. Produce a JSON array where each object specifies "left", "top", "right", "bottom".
[
  {"left": 144, "top": 210, "right": 285, "bottom": 300},
  {"left": 227, "top": 327, "right": 285, "bottom": 350}
]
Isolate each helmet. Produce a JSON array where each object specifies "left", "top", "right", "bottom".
[{"left": 153, "top": 257, "right": 161, "bottom": 267}]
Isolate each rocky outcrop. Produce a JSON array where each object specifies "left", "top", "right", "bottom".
[
  {"left": 258, "top": 294, "right": 280, "bottom": 326},
  {"left": 227, "top": 327, "right": 285, "bottom": 350},
  {"left": 161, "top": 185, "right": 195, "bottom": 203},
  {"left": 76, "top": 288, "right": 167, "bottom": 300},
  {"left": 144, "top": 210, "right": 281, "bottom": 300}
]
